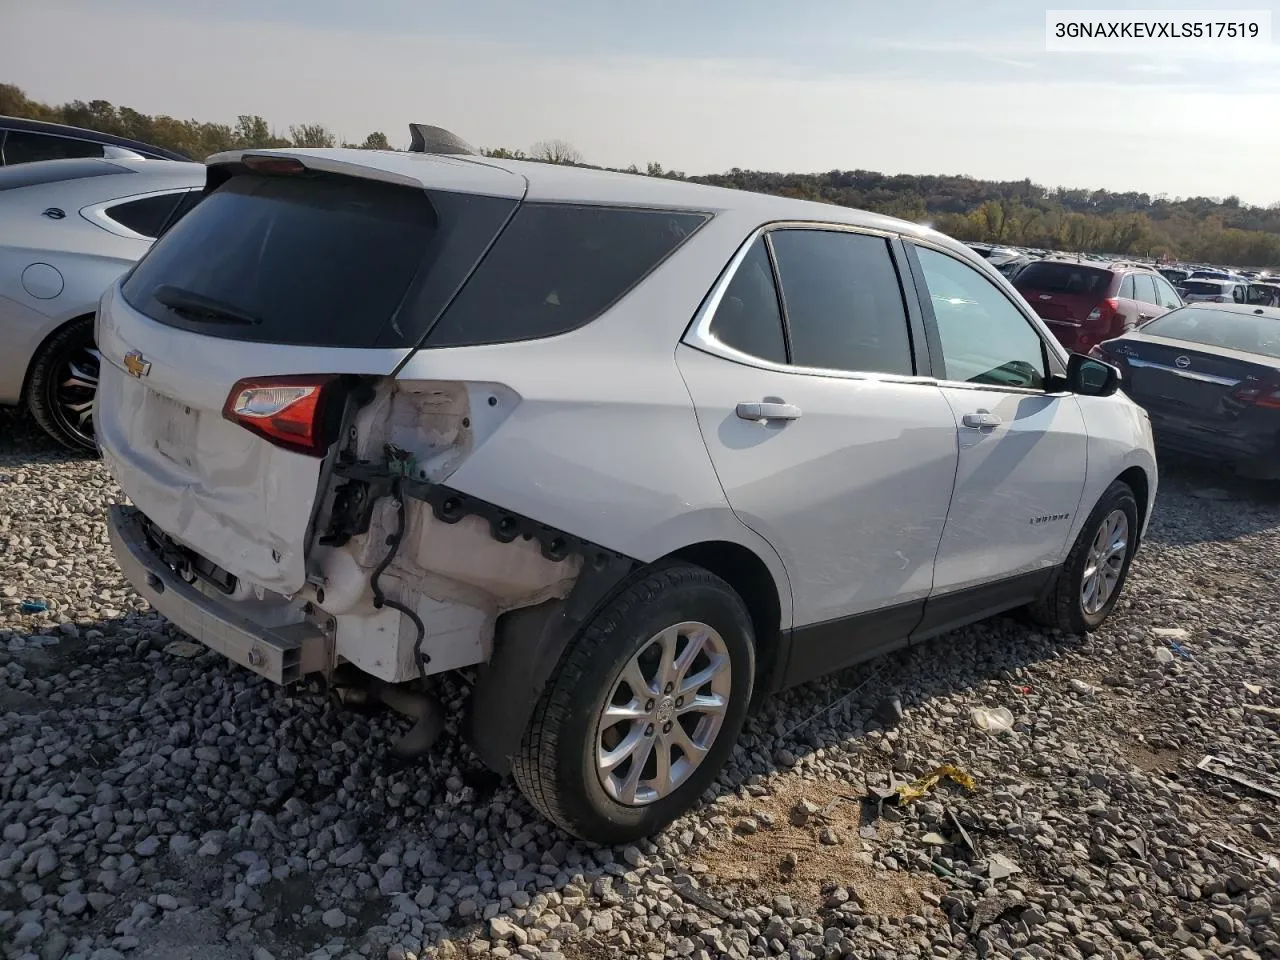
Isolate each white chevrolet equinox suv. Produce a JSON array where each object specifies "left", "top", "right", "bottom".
[{"left": 95, "top": 143, "right": 1157, "bottom": 844}]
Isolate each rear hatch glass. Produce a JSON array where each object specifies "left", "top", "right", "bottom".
[
  {"left": 121, "top": 172, "right": 516, "bottom": 348},
  {"left": 1141, "top": 308, "right": 1280, "bottom": 358},
  {"left": 1014, "top": 262, "right": 1113, "bottom": 322},
  {"left": 1181, "top": 281, "right": 1227, "bottom": 297}
]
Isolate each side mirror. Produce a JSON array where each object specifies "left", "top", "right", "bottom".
[{"left": 1067, "top": 353, "right": 1121, "bottom": 397}]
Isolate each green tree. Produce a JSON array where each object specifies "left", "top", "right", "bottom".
[
  {"left": 361, "top": 131, "right": 391, "bottom": 150},
  {"left": 530, "top": 139, "right": 582, "bottom": 165},
  {"left": 288, "top": 123, "right": 336, "bottom": 148}
]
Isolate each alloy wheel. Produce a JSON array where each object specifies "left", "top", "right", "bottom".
[
  {"left": 1081, "top": 508, "right": 1129, "bottom": 615},
  {"left": 52, "top": 345, "right": 100, "bottom": 448},
  {"left": 595, "top": 621, "right": 732, "bottom": 806}
]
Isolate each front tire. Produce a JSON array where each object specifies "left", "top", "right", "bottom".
[
  {"left": 1030, "top": 480, "right": 1139, "bottom": 634},
  {"left": 26, "top": 316, "right": 99, "bottom": 452},
  {"left": 512, "top": 563, "right": 755, "bottom": 844}
]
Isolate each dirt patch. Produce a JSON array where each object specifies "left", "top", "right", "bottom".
[
  {"left": 695, "top": 778, "right": 945, "bottom": 918},
  {"left": 1120, "top": 742, "right": 1180, "bottom": 775}
]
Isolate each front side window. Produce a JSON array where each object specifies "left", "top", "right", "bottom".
[
  {"left": 768, "top": 229, "right": 913, "bottom": 376},
  {"left": 707, "top": 237, "right": 787, "bottom": 363},
  {"left": 913, "top": 245, "right": 1047, "bottom": 390}
]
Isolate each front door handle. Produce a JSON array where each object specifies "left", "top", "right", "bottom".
[
  {"left": 961, "top": 411, "right": 1002, "bottom": 429},
  {"left": 736, "top": 401, "right": 802, "bottom": 422}
]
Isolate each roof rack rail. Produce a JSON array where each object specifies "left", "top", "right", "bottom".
[{"left": 407, "top": 124, "right": 477, "bottom": 156}]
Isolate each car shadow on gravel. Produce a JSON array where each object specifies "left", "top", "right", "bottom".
[
  {"left": 1146, "top": 452, "right": 1280, "bottom": 546},
  {"left": 0, "top": 407, "right": 95, "bottom": 464}
]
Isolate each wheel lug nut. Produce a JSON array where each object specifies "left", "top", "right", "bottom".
[
  {"left": 662, "top": 721, "right": 672, "bottom": 733},
  {"left": 664, "top": 682, "right": 674, "bottom": 694},
  {"left": 675, "top": 697, "right": 684, "bottom": 708},
  {"left": 645, "top": 699, "right": 655, "bottom": 712},
  {"left": 645, "top": 724, "right": 655, "bottom": 737}
]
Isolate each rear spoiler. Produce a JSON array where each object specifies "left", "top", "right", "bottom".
[{"left": 407, "top": 124, "right": 477, "bottom": 156}]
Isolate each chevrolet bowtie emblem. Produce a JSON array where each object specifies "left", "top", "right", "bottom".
[{"left": 123, "top": 350, "right": 151, "bottom": 378}]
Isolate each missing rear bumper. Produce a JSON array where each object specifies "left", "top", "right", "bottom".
[{"left": 108, "top": 505, "right": 332, "bottom": 684}]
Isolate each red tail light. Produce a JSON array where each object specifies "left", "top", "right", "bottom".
[
  {"left": 241, "top": 155, "right": 306, "bottom": 175},
  {"left": 1229, "top": 377, "right": 1280, "bottom": 409},
  {"left": 222, "top": 376, "right": 339, "bottom": 456}
]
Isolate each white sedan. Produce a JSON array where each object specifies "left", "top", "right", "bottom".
[{"left": 0, "top": 156, "right": 204, "bottom": 448}]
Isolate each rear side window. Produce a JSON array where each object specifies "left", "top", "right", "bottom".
[
  {"left": 425, "top": 204, "right": 708, "bottom": 348},
  {"left": 160, "top": 189, "right": 204, "bottom": 236},
  {"left": 1118, "top": 275, "right": 1135, "bottom": 299},
  {"left": 122, "top": 173, "right": 515, "bottom": 348},
  {"left": 707, "top": 237, "right": 787, "bottom": 363},
  {"left": 105, "top": 192, "right": 185, "bottom": 238},
  {"left": 1153, "top": 277, "right": 1183, "bottom": 309},
  {"left": 768, "top": 229, "right": 913, "bottom": 376},
  {"left": 1015, "top": 262, "right": 1113, "bottom": 297},
  {"left": 3, "top": 130, "right": 105, "bottom": 164},
  {"left": 1132, "top": 274, "right": 1158, "bottom": 305}
]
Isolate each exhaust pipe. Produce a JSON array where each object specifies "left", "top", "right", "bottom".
[{"left": 332, "top": 676, "right": 445, "bottom": 759}]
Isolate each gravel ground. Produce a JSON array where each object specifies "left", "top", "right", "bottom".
[{"left": 4, "top": 405, "right": 1280, "bottom": 960}]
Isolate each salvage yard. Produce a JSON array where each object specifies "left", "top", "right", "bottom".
[{"left": 3, "top": 407, "right": 1280, "bottom": 960}]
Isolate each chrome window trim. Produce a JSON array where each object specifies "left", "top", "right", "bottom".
[
  {"left": 79, "top": 188, "right": 191, "bottom": 241},
  {"left": 683, "top": 221, "right": 938, "bottom": 387},
  {"left": 1126, "top": 356, "right": 1242, "bottom": 386}
]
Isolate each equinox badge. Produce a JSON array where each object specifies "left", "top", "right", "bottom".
[{"left": 123, "top": 350, "right": 151, "bottom": 378}]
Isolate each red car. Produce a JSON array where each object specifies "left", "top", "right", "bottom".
[{"left": 1014, "top": 260, "right": 1183, "bottom": 354}]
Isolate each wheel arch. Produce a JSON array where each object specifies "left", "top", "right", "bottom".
[
  {"left": 1116, "top": 464, "right": 1150, "bottom": 543},
  {"left": 468, "top": 536, "right": 791, "bottom": 774},
  {"left": 664, "top": 539, "right": 788, "bottom": 703},
  {"left": 20, "top": 310, "right": 96, "bottom": 404}
]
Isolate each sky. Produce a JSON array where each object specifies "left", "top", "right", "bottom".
[{"left": 4, "top": 0, "right": 1280, "bottom": 204}]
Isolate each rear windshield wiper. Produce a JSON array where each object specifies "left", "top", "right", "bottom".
[{"left": 152, "top": 284, "right": 262, "bottom": 326}]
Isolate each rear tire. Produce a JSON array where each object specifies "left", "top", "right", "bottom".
[
  {"left": 1029, "top": 480, "right": 1139, "bottom": 634},
  {"left": 26, "top": 317, "right": 99, "bottom": 452},
  {"left": 512, "top": 563, "right": 755, "bottom": 844}
]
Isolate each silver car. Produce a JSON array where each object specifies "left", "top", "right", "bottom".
[{"left": 0, "top": 156, "right": 205, "bottom": 448}]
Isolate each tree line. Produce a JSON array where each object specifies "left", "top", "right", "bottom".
[{"left": 4, "top": 82, "right": 1277, "bottom": 267}]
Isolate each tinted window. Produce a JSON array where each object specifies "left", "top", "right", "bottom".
[
  {"left": 1247, "top": 285, "right": 1280, "bottom": 306},
  {"left": 1118, "top": 275, "right": 1135, "bottom": 299},
  {"left": 1142, "top": 307, "right": 1280, "bottom": 359},
  {"left": 915, "top": 246, "right": 1046, "bottom": 390},
  {"left": 427, "top": 205, "right": 707, "bottom": 348},
  {"left": 1182, "top": 281, "right": 1227, "bottom": 296},
  {"left": 1153, "top": 277, "right": 1183, "bottom": 309},
  {"left": 3, "top": 130, "right": 105, "bottom": 164},
  {"left": 0, "top": 157, "right": 130, "bottom": 191},
  {"left": 1233, "top": 284, "right": 1247, "bottom": 303},
  {"left": 1015, "top": 262, "right": 1113, "bottom": 296},
  {"left": 161, "top": 189, "right": 204, "bottom": 236},
  {"left": 707, "top": 238, "right": 786, "bottom": 363},
  {"left": 124, "top": 173, "right": 515, "bottom": 348},
  {"left": 1131, "top": 274, "right": 1158, "bottom": 305},
  {"left": 104, "top": 192, "right": 185, "bottom": 238},
  {"left": 768, "top": 229, "right": 913, "bottom": 375}
]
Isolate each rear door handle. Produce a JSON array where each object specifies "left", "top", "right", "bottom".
[
  {"left": 736, "top": 401, "right": 802, "bottom": 422},
  {"left": 961, "top": 412, "right": 1002, "bottom": 429}
]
